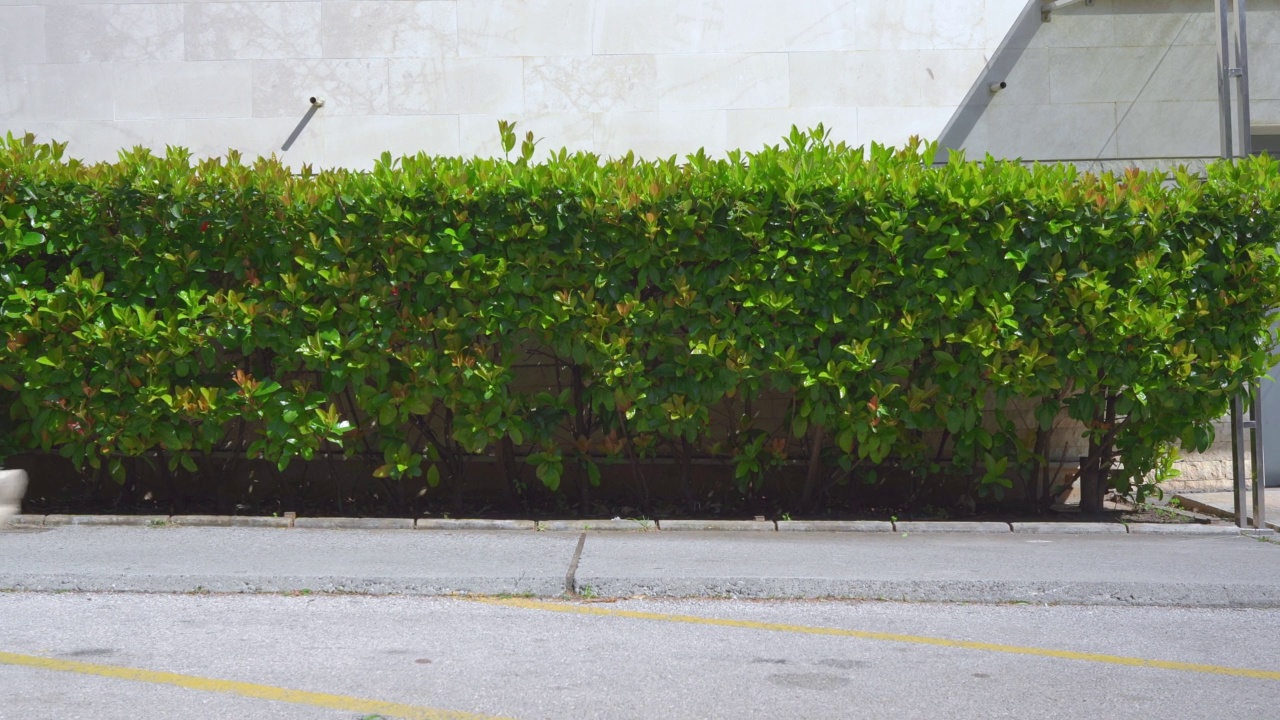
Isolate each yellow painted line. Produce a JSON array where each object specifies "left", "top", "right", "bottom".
[
  {"left": 477, "top": 597, "right": 1280, "bottom": 683},
  {"left": 0, "top": 651, "right": 502, "bottom": 720}
]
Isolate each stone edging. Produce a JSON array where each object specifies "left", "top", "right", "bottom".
[{"left": 6, "top": 514, "right": 1261, "bottom": 536}]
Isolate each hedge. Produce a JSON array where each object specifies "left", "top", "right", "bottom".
[{"left": 2, "top": 126, "right": 1279, "bottom": 512}]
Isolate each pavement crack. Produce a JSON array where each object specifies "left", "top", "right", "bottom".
[{"left": 565, "top": 532, "right": 587, "bottom": 596}]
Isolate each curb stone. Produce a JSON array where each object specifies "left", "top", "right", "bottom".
[
  {"left": 659, "top": 520, "right": 776, "bottom": 532},
  {"left": 415, "top": 519, "right": 536, "bottom": 531},
  {"left": 292, "top": 518, "right": 413, "bottom": 530},
  {"left": 10, "top": 514, "right": 45, "bottom": 527},
  {"left": 1011, "top": 522, "right": 1127, "bottom": 534},
  {"left": 43, "top": 515, "right": 171, "bottom": 527},
  {"left": 895, "top": 521, "right": 1012, "bottom": 534},
  {"left": 538, "top": 519, "right": 656, "bottom": 532},
  {"left": 1126, "top": 523, "right": 1245, "bottom": 535},
  {"left": 170, "top": 515, "right": 232, "bottom": 527},
  {"left": 776, "top": 520, "right": 893, "bottom": 532},
  {"left": 1172, "top": 494, "right": 1280, "bottom": 532}
]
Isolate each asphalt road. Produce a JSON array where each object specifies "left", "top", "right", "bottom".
[{"left": 2, "top": 592, "right": 1278, "bottom": 719}]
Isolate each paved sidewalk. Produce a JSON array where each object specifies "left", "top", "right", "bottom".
[
  {"left": 2, "top": 524, "right": 1278, "bottom": 607},
  {"left": 1174, "top": 489, "right": 1280, "bottom": 531}
]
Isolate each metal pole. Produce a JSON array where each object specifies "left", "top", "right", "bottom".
[
  {"left": 1233, "top": 0, "right": 1253, "bottom": 157},
  {"left": 1232, "top": 396, "right": 1250, "bottom": 528},
  {"left": 1251, "top": 383, "right": 1268, "bottom": 529},
  {"left": 1216, "top": 0, "right": 1235, "bottom": 155}
]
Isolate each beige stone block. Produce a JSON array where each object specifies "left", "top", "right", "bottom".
[
  {"left": 184, "top": 116, "right": 326, "bottom": 166},
  {"left": 1030, "top": 0, "right": 1116, "bottom": 49},
  {"left": 112, "top": 61, "right": 253, "bottom": 120},
  {"left": 790, "top": 50, "right": 988, "bottom": 108},
  {"left": 19, "top": 64, "right": 114, "bottom": 122},
  {"left": 46, "top": 4, "right": 183, "bottom": 63},
  {"left": 987, "top": 47, "right": 1051, "bottom": 106},
  {"left": 1114, "top": 101, "right": 1220, "bottom": 158},
  {"left": 981, "top": 102, "right": 1118, "bottom": 160},
  {"left": 858, "top": 106, "right": 956, "bottom": 147},
  {"left": 594, "top": 110, "right": 727, "bottom": 160},
  {"left": 1113, "top": 4, "right": 1215, "bottom": 47},
  {"left": 1136, "top": 44, "right": 1217, "bottom": 102},
  {"left": 0, "top": 6, "right": 44, "bottom": 65},
  {"left": 525, "top": 56, "right": 657, "bottom": 114},
  {"left": 321, "top": 115, "right": 461, "bottom": 168},
  {"left": 1250, "top": 43, "right": 1280, "bottom": 101},
  {"left": 322, "top": 1, "right": 457, "bottom": 59},
  {"left": 593, "top": 0, "right": 857, "bottom": 54},
  {"left": 458, "top": 0, "right": 592, "bottom": 57},
  {"left": 25, "top": 120, "right": 187, "bottom": 163},
  {"left": 390, "top": 57, "right": 522, "bottom": 116},
  {"left": 252, "top": 59, "right": 389, "bottom": 117},
  {"left": 1049, "top": 46, "right": 1167, "bottom": 104},
  {"left": 985, "top": 0, "right": 1038, "bottom": 50},
  {"left": 657, "top": 53, "right": 788, "bottom": 111},
  {"left": 458, "top": 112, "right": 595, "bottom": 159},
  {"left": 725, "top": 108, "right": 861, "bottom": 151},
  {"left": 186, "top": 2, "right": 323, "bottom": 60},
  {"left": 855, "top": 0, "right": 986, "bottom": 51}
]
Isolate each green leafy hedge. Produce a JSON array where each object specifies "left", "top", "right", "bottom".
[{"left": 3, "top": 127, "right": 1279, "bottom": 512}]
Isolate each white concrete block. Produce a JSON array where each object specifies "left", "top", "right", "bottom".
[
  {"left": 856, "top": 0, "right": 986, "bottom": 51},
  {"left": 457, "top": 0, "right": 592, "bottom": 57},
  {"left": 1138, "top": 44, "right": 1217, "bottom": 102},
  {"left": 985, "top": 0, "right": 1036, "bottom": 50},
  {"left": 790, "top": 50, "right": 987, "bottom": 108},
  {"left": 725, "top": 108, "right": 861, "bottom": 151},
  {"left": 1029, "top": 0, "right": 1116, "bottom": 49},
  {"left": 252, "top": 59, "right": 390, "bottom": 117},
  {"left": 184, "top": 116, "right": 326, "bottom": 165},
  {"left": 1049, "top": 46, "right": 1167, "bottom": 104},
  {"left": 594, "top": 110, "right": 727, "bottom": 159},
  {"left": 322, "top": 1, "right": 457, "bottom": 59},
  {"left": 617, "top": 0, "right": 855, "bottom": 54},
  {"left": 390, "top": 57, "right": 523, "bottom": 116},
  {"left": 1113, "top": 4, "right": 1213, "bottom": 47},
  {"left": 981, "top": 102, "right": 1118, "bottom": 160},
  {"left": 986, "top": 47, "right": 1051, "bottom": 106},
  {"left": 185, "top": 2, "right": 323, "bottom": 61},
  {"left": 1250, "top": 43, "right": 1280, "bottom": 101},
  {"left": 26, "top": 119, "right": 187, "bottom": 163},
  {"left": 112, "top": 61, "right": 253, "bottom": 120},
  {"left": 0, "top": 6, "right": 44, "bottom": 65},
  {"left": 1114, "top": 100, "right": 1220, "bottom": 158},
  {"left": 20, "top": 64, "right": 114, "bottom": 121},
  {"left": 858, "top": 106, "right": 957, "bottom": 147},
  {"left": 321, "top": 115, "right": 461, "bottom": 168},
  {"left": 46, "top": 4, "right": 184, "bottom": 63},
  {"left": 657, "top": 53, "right": 788, "bottom": 111},
  {"left": 458, "top": 112, "right": 596, "bottom": 158},
  {"left": 525, "top": 55, "right": 657, "bottom": 114}
]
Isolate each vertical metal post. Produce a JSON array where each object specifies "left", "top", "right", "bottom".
[
  {"left": 1251, "top": 383, "right": 1267, "bottom": 529},
  {"left": 1233, "top": 0, "right": 1253, "bottom": 157},
  {"left": 1216, "top": 0, "right": 1235, "bottom": 154},
  {"left": 1232, "top": 396, "right": 1250, "bottom": 528}
]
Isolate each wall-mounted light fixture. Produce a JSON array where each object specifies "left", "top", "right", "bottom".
[
  {"left": 309, "top": 96, "right": 325, "bottom": 108},
  {"left": 989, "top": 81, "right": 1008, "bottom": 94}
]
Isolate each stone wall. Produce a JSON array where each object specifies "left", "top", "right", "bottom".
[{"left": 0, "top": 0, "right": 1030, "bottom": 166}]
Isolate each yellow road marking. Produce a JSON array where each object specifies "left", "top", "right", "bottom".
[
  {"left": 0, "top": 651, "right": 502, "bottom": 720},
  {"left": 477, "top": 597, "right": 1280, "bottom": 682}
]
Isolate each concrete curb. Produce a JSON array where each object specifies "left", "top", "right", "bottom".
[
  {"left": 538, "top": 519, "right": 656, "bottom": 532},
  {"left": 415, "top": 519, "right": 537, "bottom": 531},
  {"left": 292, "top": 518, "right": 414, "bottom": 530},
  {"left": 895, "top": 521, "right": 1012, "bottom": 534},
  {"left": 3, "top": 514, "right": 1256, "bottom": 536},
  {"left": 658, "top": 520, "right": 776, "bottom": 532},
  {"left": 1011, "top": 522, "right": 1127, "bottom": 534},
  {"left": 1126, "top": 523, "right": 1244, "bottom": 535},
  {"left": 777, "top": 521, "right": 893, "bottom": 532}
]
